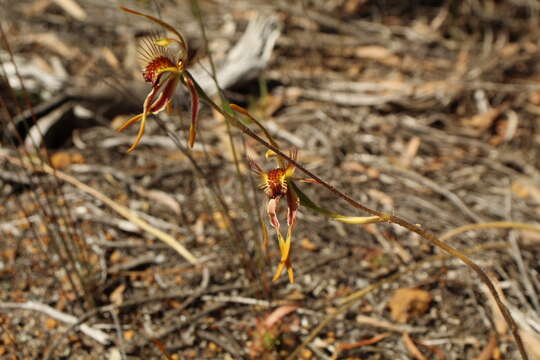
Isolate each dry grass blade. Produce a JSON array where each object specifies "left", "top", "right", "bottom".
[{"left": 1, "top": 155, "right": 199, "bottom": 266}]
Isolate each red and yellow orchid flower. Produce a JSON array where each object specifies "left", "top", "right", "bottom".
[
  {"left": 250, "top": 149, "right": 299, "bottom": 283},
  {"left": 118, "top": 7, "right": 200, "bottom": 152}
]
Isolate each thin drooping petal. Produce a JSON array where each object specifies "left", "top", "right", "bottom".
[
  {"left": 117, "top": 83, "right": 156, "bottom": 152},
  {"left": 247, "top": 158, "right": 264, "bottom": 176},
  {"left": 117, "top": 113, "right": 143, "bottom": 132},
  {"left": 127, "top": 112, "right": 147, "bottom": 152},
  {"left": 127, "top": 74, "right": 168, "bottom": 152},
  {"left": 272, "top": 230, "right": 294, "bottom": 283},
  {"left": 185, "top": 75, "right": 200, "bottom": 148},
  {"left": 272, "top": 232, "right": 287, "bottom": 281},
  {"left": 267, "top": 197, "right": 280, "bottom": 230},
  {"left": 286, "top": 184, "right": 299, "bottom": 227}
]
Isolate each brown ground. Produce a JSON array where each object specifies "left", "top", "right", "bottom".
[{"left": 1, "top": 1, "right": 540, "bottom": 359}]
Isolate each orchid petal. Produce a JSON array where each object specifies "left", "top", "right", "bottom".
[
  {"left": 283, "top": 228, "right": 295, "bottom": 283},
  {"left": 118, "top": 82, "right": 156, "bottom": 151},
  {"left": 272, "top": 231, "right": 294, "bottom": 283},
  {"left": 247, "top": 158, "right": 264, "bottom": 175},
  {"left": 117, "top": 113, "right": 143, "bottom": 132},
  {"left": 267, "top": 197, "right": 280, "bottom": 230},
  {"left": 272, "top": 262, "right": 285, "bottom": 282},
  {"left": 281, "top": 227, "right": 292, "bottom": 262},
  {"left": 124, "top": 80, "right": 158, "bottom": 152},
  {"left": 166, "top": 101, "right": 174, "bottom": 115},
  {"left": 286, "top": 184, "right": 299, "bottom": 227},
  {"left": 127, "top": 112, "right": 147, "bottom": 152},
  {"left": 149, "top": 76, "right": 179, "bottom": 114},
  {"left": 185, "top": 75, "right": 200, "bottom": 148}
]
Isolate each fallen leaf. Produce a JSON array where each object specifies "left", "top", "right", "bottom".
[
  {"left": 520, "top": 329, "right": 540, "bottom": 360},
  {"left": 402, "top": 333, "right": 428, "bottom": 360},
  {"left": 134, "top": 186, "right": 181, "bottom": 215},
  {"left": 45, "top": 318, "right": 58, "bottom": 330},
  {"left": 50, "top": 152, "right": 85, "bottom": 169},
  {"left": 124, "top": 330, "right": 135, "bottom": 341},
  {"left": 354, "top": 46, "right": 400, "bottom": 67},
  {"left": 109, "top": 250, "right": 123, "bottom": 264},
  {"left": 264, "top": 305, "right": 299, "bottom": 329},
  {"left": 338, "top": 332, "right": 391, "bottom": 351},
  {"left": 388, "top": 288, "right": 432, "bottom": 323},
  {"left": 512, "top": 180, "right": 540, "bottom": 202},
  {"left": 300, "top": 237, "right": 318, "bottom": 251},
  {"left": 400, "top": 136, "right": 421, "bottom": 168},
  {"left": 475, "top": 332, "right": 497, "bottom": 360},
  {"left": 110, "top": 284, "right": 126, "bottom": 306},
  {"left": 461, "top": 104, "right": 509, "bottom": 133},
  {"left": 53, "top": 0, "right": 87, "bottom": 21},
  {"left": 300, "top": 348, "right": 313, "bottom": 359}
]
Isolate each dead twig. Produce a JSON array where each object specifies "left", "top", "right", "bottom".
[{"left": 0, "top": 301, "right": 110, "bottom": 345}]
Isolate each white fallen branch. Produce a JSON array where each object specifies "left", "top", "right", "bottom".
[
  {"left": 190, "top": 13, "right": 282, "bottom": 96},
  {"left": 0, "top": 301, "right": 111, "bottom": 345}
]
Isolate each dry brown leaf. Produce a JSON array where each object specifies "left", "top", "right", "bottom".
[
  {"left": 212, "top": 211, "right": 229, "bottom": 230},
  {"left": 475, "top": 332, "right": 498, "bottom": 360},
  {"left": 402, "top": 333, "right": 428, "bottom": 360},
  {"left": 461, "top": 104, "right": 508, "bottom": 133},
  {"left": 110, "top": 284, "right": 126, "bottom": 306},
  {"left": 400, "top": 136, "right": 421, "bottom": 168},
  {"left": 53, "top": 0, "right": 87, "bottom": 21},
  {"left": 300, "top": 237, "right": 318, "bottom": 251},
  {"left": 285, "top": 289, "right": 305, "bottom": 301},
  {"left": 50, "top": 152, "right": 85, "bottom": 169},
  {"left": 338, "top": 332, "right": 391, "bottom": 351},
  {"left": 124, "top": 329, "right": 135, "bottom": 341},
  {"left": 354, "top": 46, "right": 400, "bottom": 66},
  {"left": 23, "top": 0, "right": 53, "bottom": 16},
  {"left": 528, "top": 91, "right": 540, "bottom": 105},
  {"left": 520, "top": 230, "right": 540, "bottom": 245},
  {"left": 343, "top": 0, "right": 367, "bottom": 14},
  {"left": 342, "top": 161, "right": 367, "bottom": 173},
  {"left": 512, "top": 180, "right": 540, "bottom": 203},
  {"left": 300, "top": 348, "right": 313, "bottom": 360},
  {"left": 520, "top": 329, "right": 540, "bottom": 360},
  {"left": 388, "top": 288, "right": 432, "bottom": 323},
  {"left": 45, "top": 318, "right": 58, "bottom": 330},
  {"left": 134, "top": 186, "right": 181, "bottom": 215},
  {"left": 263, "top": 305, "right": 299, "bottom": 329},
  {"left": 101, "top": 47, "right": 120, "bottom": 69},
  {"left": 109, "top": 250, "right": 123, "bottom": 264}
]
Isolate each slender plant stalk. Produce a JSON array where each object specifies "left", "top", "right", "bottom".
[{"left": 185, "top": 70, "right": 529, "bottom": 360}]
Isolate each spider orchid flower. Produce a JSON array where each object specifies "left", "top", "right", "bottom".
[
  {"left": 249, "top": 149, "right": 300, "bottom": 283},
  {"left": 118, "top": 7, "right": 200, "bottom": 152}
]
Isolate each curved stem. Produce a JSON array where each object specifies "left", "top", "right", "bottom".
[{"left": 186, "top": 71, "right": 529, "bottom": 359}]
